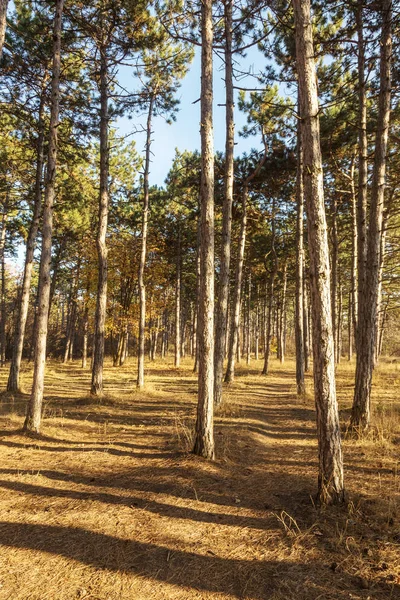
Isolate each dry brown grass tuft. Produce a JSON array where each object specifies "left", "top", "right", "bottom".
[{"left": 0, "top": 356, "right": 398, "bottom": 599}]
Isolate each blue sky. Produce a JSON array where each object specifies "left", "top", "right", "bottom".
[{"left": 115, "top": 46, "right": 267, "bottom": 187}]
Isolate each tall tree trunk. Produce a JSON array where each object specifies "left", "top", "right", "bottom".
[
  {"left": 193, "top": 0, "right": 215, "bottom": 459},
  {"left": 293, "top": 0, "right": 345, "bottom": 504},
  {"left": 331, "top": 195, "right": 338, "bottom": 362},
  {"left": 262, "top": 201, "right": 277, "bottom": 376},
  {"left": 255, "top": 284, "right": 260, "bottom": 360},
  {"left": 214, "top": 0, "right": 234, "bottom": 405},
  {"left": 8, "top": 86, "right": 47, "bottom": 391},
  {"left": 350, "top": 152, "right": 357, "bottom": 359},
  {"left": 0, "top": 212, "right": 7, "bottom": 367},
  {"left": 137, "top": 96, "right": 154, "bottom": 388},
  {"left": 279, "top": 261, "right": 287, "bottom": 364},
  {"left": 337, "top": 278, "right": 343, "bottom": 364},
  {"left": 246, "top": 268, "right": 251, "bottom": 365},
  {"left": 193, "top": 214, "right": 201, "bottom": 373},
  {"left": 295, "top": 115, "right": 306, "bottom": 393},
  {"left": 175, "top": 221, "right": 181, "bottom": 368},
  {"left": 224, "top": 187, "right": 247, "bottom": 383},
  {"left": 351, "top": 0, "right": 391, "bottom": 430},
  {"left": 82, "top": 306, "right": 89, "bottom": 368},
  {"left": 23, "top": 0, "right": 63, "bottom": 434},
  {"left": 355, "top": 0, "right": 368, "bottom": 351},
  {"left": 0, "top": 0, "right": 8, "bottom": 59},
  {"left": 91, "top": 47, "right": 109, "bottom": 396}
]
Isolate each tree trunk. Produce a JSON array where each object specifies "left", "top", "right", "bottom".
[
  {"left": 0, "top": 212, "right": 7, "bottom": 367},
  {"left": 246, "top": 268, "right": 251, "bottom": 365},
  {"left": 193, "top": 0, "right": 215, "bottom": 459},
  {"left": 214, "top": 0, "right": 234, "bottom": 405},
  {"left": 0, "top": 0, "right": 8, "bottom": 59},
  {"left": 224, "top": 186, "right": 247, "bottom": 383},
  {"left": 351, "top": 0, "right": 391, "bottom": 430},
  {"left": 279, "top": 261, "right": 287, "bottom": 364},
  {"left": 24, "top": 0, "right": 63, "bottom": 434},
  {"left": 7, "top": 85, "right": 47, "bottom": 391},
  {"left": 350, "top": 152, "right": 358, "bottom": 354},
  {"left": 293, "top": 0, "right": 345, "bottom": 504},
  {"left": 255, "top": 284, "right": 260, "bottom": 360},
  {"left": 193, "top": 214, "right": 201, "bottom": 373},
  {"left": 262, "top": 201, "right": 277, "bottom": 376},
  {"left": 175, "top": 221, "right": 181, "bottom": 368},
  {"left": 91, "top": 47, "right": 109, "bottom": 396},
  {"left": 295, "top": 114, "right": 306, "bottom": 393},
  {"left": 331, "top": 194, "right": 338, "bottom": 363},
  {"left": 137, "top": 95, "right": 154, "bottom": 388},
  {"left": 303, "top": 275, "right": 310, "bottom": 372},
  {"left": 82, "top": 306, "right": 88, "bottom": 368},
  {"left": 355, "top": 0, "right": 368, "bottom": 352}
]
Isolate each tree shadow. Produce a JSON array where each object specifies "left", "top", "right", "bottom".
[{"left": 0, "top": 521, "right": 395, "bottom": 599}]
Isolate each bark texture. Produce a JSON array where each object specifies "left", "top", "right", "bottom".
[
  {"left": 193, "top": 0, "right": 215, "bottom": 459},
  {"left": 224, "top": 186, "right": 247, "bottom": 383},
  {"left": 91, "top": 49, "right": 109, "bottom": 396},
  {"left": 295, "top": 116, "right": 306, "bottom": 394},
  {"left": 293, "top": 0, "right": 345, "bottom": 504},
  {"left": 24, "top": 0, "right": 64, "bottom": 433},
  {"left": 0, "top": 0, "right": 8, "bottom": 59},
  {"left": 8, "top": 84, "right": 47, "bottom": 392},
  {"left": 214, "top": 0, "right": 234, "bottom": 406},
  {"left": 351, "top": 0, "right": 392, "bottom": 429},
  {"left": 137, "top": 95, "right": 154, "bottom": 388}
]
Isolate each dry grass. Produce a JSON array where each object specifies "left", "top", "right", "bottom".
[{"left": 0, "top": 356, "right": 398, "bottom": 600}]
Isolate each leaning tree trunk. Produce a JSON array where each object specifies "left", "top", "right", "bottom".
[
  {"left": 214, "top": 0, "right": 234, "bottom": 406},
  {"left": 293, "top": 0, "right": 345, "bottom": 504},
  {"left": 23, "top": 0, "right": 63, "bottom": 434},
  {"left": 351, "top": 0, "right": 391, "bottom": 430},
  {"left": 295, "top": 114, "right": 306, "bottom": 394},
  {"left": 137, "top": 94, "right": 154, "bottom": 388},
  {"left": 91, "top": 47, "right": 109, "bottom": 396},
  {"left": 0, "top": 0, "right": 8, "bottom": 59},
  {"left": 193, "top": 0, "right": 215, "bottom": 459},
  {"left": 8, "top": 82, "right": 47, "bottom": 392}
]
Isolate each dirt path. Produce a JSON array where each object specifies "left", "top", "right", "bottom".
[{"left": 0, "top": 358, "right": 398, "bottom": 600}]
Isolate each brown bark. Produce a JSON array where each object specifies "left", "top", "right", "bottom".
[
  {"left": 214, "top": 0, "right": 234, "bottom": 405},
  {"left": 24, "top": 0, "right": 64, "bottom": 434},
  {"left": 279, "top": 261, "right": 287, "bottom": 364},
  {"left": 91, "top": 48, "right": 109, "bottom": 396},
  {"left": 175, "top": 221, "right": 181, "bottom": 368},
  {"left": 355, "top": 0, "right": 368, "bottom": 353},
  {"left": 8, "top": 84, "right": 47, "bottom": 392},
  {"left": 262, "top": 201, "right": 277, "bottom": 376},
  {"left": 246, "top": 268, "right": 251, "bottom": 365},
  {"left": 193, "top": 0, "right": 215, "bottom": 459},
  {"left": 82, "top": 306, "right": 89, "bottom": 368},
  {"left": 224, "top": 187, "right": 247, "bottom": 383},
  {"left": 0, "top": 0, "right": 8, "bottom": 59},
  {"left": 137, "top": 96, "right": 154, "bottom": 388},
  {"left": 351, "top": 0, "right": 392, "bottom": 430},
  {"left": 295, "top": 115, "right": 306, "bottom": 394},
  {"left": 293, "top": 0, "right": 345, "bottom": 503}
]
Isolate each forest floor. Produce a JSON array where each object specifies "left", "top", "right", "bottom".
[{"left": 0, "top": 356, "right": 399, "bottom": 600}]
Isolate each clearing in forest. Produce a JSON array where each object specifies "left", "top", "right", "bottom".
[{"left": 0, "top": 358, "right": 399, "bottom": 600}]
